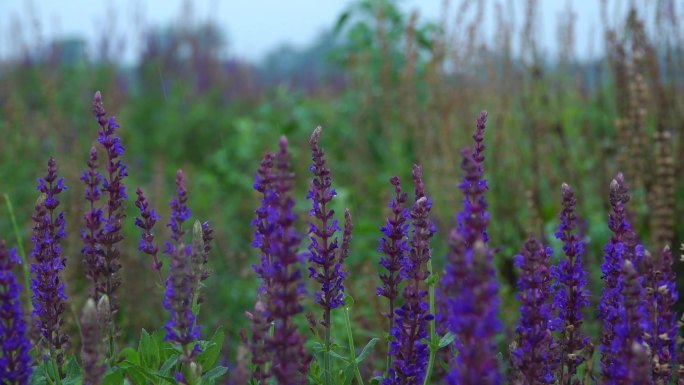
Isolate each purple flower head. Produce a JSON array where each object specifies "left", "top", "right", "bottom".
[
  {"left": 163, "top": 169, "right": 201, "bottom": 349},
  {"left": 31, "top": 157, "right": 69, "bottom": 367},
  {"left": 551, "top": 183, "right": 591, "bottom": 384},
  {"left": 599, "top": 173, "right": 647, "bottom": 381},
  {"left": 385, "top": 167, "right": 434, "bottom": 385},
  {"left": 263, "top": 136, "right": 311, "bottom": 383},
  {"left": 251, "top": 152, "right": 277, "bottom": 296},
  {"left": 134, "top": 188, "right": 162, "bottom": 272},
  {"left": 604, "top": 260, "right": 652, "bottom": 384},
  {"left": 443, "top": 112, "right": 501, "bottom": 385},
  {"left": 0, "top": 241, "right": 32, "bottom": 384},
  {"left": 377, "top": 176, "right": 410, "bottom": 325},
  {"left": 81, "top": 147, "right": 105, "bottom": 294},
  {"left": 511, "top": 238, "right": 558, "bottom": 384},
  {"left": 91, "top": 91, "right": 127, "bottom": 318},
  {"left": 307, "top": 126, "right": 352, "bottom": 313}
]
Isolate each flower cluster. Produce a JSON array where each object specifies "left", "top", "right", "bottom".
[
  {"left": 377, "top": 176, "right": 410, "bottom": 328},
  {"left": 80, "top": 146, "right": 105, "bottom": 296},
  {"left": 134, "top": 188, "right": 162, "bottom": 273},
  {"left": 163, "top": 170, "right": 201, "bottom": 350},
  {"left": 443, "top": 111, "right": 501, "bottom": 385},
  {"left": 511, "top": 238, "right": 558, "bottom": 384},
  {"left": 80, "top": 299, "right": 105, "bottom": 385},
  {"left": 307, "top": 126, "right": 352, "bottom": 315},
  {"left": 385, "top": 165, "right": 435, "bottom": 385},
  {"left": 250, "top": 137, "right": 311, "bottom": 384},
  {"left": 0, "top": 241, "right": 32, "bottom": 384},
  {"left": 30, "top": 157, "right": 69, "bottom": 367},
  {"left": 89, "top": 90, "right": 128, "bottom": 317},
  {"left": 551, "top": 183, "right": 591, "bottom": 384}
]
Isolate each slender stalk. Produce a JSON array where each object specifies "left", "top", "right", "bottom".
[
  {"left": 422, "top": 259, "right": 437, "bottom": 385},
  {"left": 3, "top": 194, "right": 30, "bottom": 305},
  {"left": 324, "top": 308, "right": 332, "bottom": 385},
  {"left": 344, "top": 306, "right": 364, "bottom": 385}
]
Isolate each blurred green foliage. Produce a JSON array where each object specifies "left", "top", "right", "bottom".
[{"left": 1, "top": 0, "right": 683, "bottom": 378}]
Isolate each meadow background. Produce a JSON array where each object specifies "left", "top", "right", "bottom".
[{"left": 1, "top": 0, "right": 683, "bottom": 380}]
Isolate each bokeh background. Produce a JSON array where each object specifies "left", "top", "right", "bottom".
[{"left": 1, "top": 0, "right": 683, "bottom": 379}]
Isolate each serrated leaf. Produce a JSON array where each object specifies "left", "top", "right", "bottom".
[
  {"left": 438, "top": 332, "right": 456, "bottom": 349},
  {"left": 356, "top": 338, "right": 379, "bottom": 363},
  {"left": 197, "top": 327, "right": 224, "bottom": 370},
  {"left": 29, "top": 365, "right": 47, "bottom": 385},
  {"left": 200, "top": 366, "right": 228, "bottom": 385},
  {"left": 102, "top": 369, "right": 124, "bottom": 385}
]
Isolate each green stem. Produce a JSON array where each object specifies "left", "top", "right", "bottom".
[
  {"left": 324, "top": 308, "right": 332, "bottom": 385},
  {"left": 3, "top": 194, "right": 30, "bottom": 306},
  {"left": 422, "top": 260, "right": 437, "bottom": 385},
  {"left": 344, "top": 306, "right": 364, "bottom": 385}
]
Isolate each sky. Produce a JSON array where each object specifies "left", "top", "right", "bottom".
[{"left": 0, "top": 0, "right": 650, "bottom": 64}]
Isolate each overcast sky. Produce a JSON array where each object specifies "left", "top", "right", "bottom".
[{"left": 0, "top": 0, "right": 655, "bottom": 63}]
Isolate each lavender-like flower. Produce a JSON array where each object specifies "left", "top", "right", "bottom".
[
  {"left": 644, "top": 246, "right": 678, "bottom": 382},
  {"left": 385, "top": 165, "right": 435, "bottom": 385},
  {"left": 134, "top": 188, "right": 162, "bottom": 273},
  {"left": 163, "top": 170, "right": 201, "bottom": 353},
  {"left": 30, "top": 157, "right": 69, "bottom": 368},
  {"left": 606, "top": 260, "right": 652, "bottom": 384},
  {"left": 80, "top": 299, "right": 105, "bottom": 385},
  {"left": 378, "top": 176, "right": 410, "bottom": 339},
  {"left": 92, "top": 91, "right": 128, "bottom": 320},
  {"left": 263, "top": 137, "right": 311, "bottom": 383},
  {"left": 443, "top": 112, "right": 501, "bottom": 385},
  {"left": 551, "top": 183, "right": 590, "bottom": 385},
  {"left": 511, "top": 238, "right": 557, "bottom": 385},
  {"left": 249, "top": 152, "right": 277, "bottom": 383},
  {"left": 0, "top": 241, "right": 32, "bottom": 384},
  {"left": 599, "top": 173, "right": 645, "bottom": 380},
  {"left": 307, "top": 126, "right": 352, "bottom": 314},
  {"left": 81, "top": 146, "right": 105, "bottom": 297}
]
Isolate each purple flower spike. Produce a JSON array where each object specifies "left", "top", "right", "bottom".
[
  {"left": 599, "top": 173, "right": 647, "bottom": 382},
  {"left": 163, "top": 170, "right": 201, "bottom": 352},
  {"left": 31, "top": 157, "right": 69, "bottom": 367},
  {"left": 443, "top": 112, "right": 501, "bottom": 385},
  {"left": 0, "top": 241, "right": 32, "bottom": 384},
  {"left": 81, "top": 147, "right": 105, "bottom": 296},
  {"left": 91, "top": 91, "right": 127, "bottom": 318},
  {"left": 511, "top": 238, "right": 558, "bottom": 385},
  {"left": 134, "top": 188, "right": 162, "bottom": 272},
  {"left": 378, "top": 176, "right": 410, "bottom": 328},
  {"left": 551, "top": 183, "right": 590, "bottom": 385},
  {"left": 307, "top": 126, "right": 351, "bottom": 315},
  {"left": 605, "top": 260, "right": 652, "bottom": 385},
  {"left": 267, "top": 136, "right": 311, "bottom": 383},
  {"left": 385, "top": 165, "right": 435, "bottom": 385}
]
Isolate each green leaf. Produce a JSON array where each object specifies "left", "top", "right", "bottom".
[
  {"left": 29, "top": 365, "right": 47, "bottom": 385},
  {"left": 438, "top": 332, "right": 456, "bottom": 349},
  {"left": 328, "top": 349, "right": 349, "bottom": 363},
  {"left": 62, "top": 357, "right": 82, "bottom": 385},
  {"left": 159, "top": 355, "right": 179, "bottom": 376},
  {"left": 426, "top": 272, "right": 439, "bottom": 286},
  {"left": 200, "top": 366, "right": 228, "bottom": 385},
  {"left": 102, "top": 369, "right": 125, "bottom": 385},
  {"left": 341, "top": 364, "right": 355, "bottom": 385},
  {"left": 139, "top": 328, "right": 161, "bottom": 370},
  {"left": 120, "top": 347, "right": 140, "bottom": 364},
  {"left": 370, "top": 376, "right": 383, "bottom": 385},
  {"left": 356, "top": 337, "right": 379, "bottom": 363},
  {"left": 197, "top": 327, "right": 224, "bottom": 370}
]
